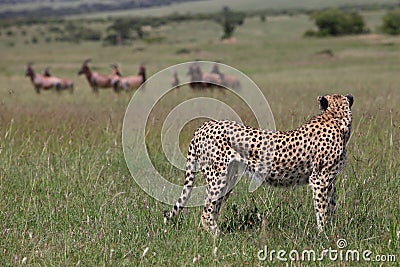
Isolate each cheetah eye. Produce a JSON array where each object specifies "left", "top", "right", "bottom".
[{"left": 318, "top": 96, "right": 328, "bottom": 111}]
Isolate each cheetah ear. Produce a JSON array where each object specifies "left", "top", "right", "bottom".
[
  {"left": 345, "top": 94, "right": 354, "bottom": 108},
  {"left": 318, "top": 95, "right": 328, "bottom": 111}
]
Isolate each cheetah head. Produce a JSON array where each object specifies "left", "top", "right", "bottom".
[{"left": 318, "top": 94, "right": 353, "bottom": 113}]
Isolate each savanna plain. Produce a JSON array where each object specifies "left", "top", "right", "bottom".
[{"left": 0, "top": 7, "right": 399, "bottom": 266}]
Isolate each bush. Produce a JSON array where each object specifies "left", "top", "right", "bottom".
[
  {"left": 80, "top": 28, "right": 102, "bottom": 41},
  {"left": 48, "top": 25, "right": 62, "bottom": 33},
  {"left": 56, "top": 22, "right": 102, "bottom": 43},
  {"left": 215, "top": 6, "right": 246, "bottom": 40},
  {"left": 304, "top": 29, "right": 317, "bottom": 37},
  {"left": 105, "top": 18, "right": 134, "bottom": 45},
  {"left": 382, "top": 9, "right": 400, "bottom": 35},
  {"left": 307, "top": 9, "right": 368, "bottom": 37},
  {"left": 102, "top": 33, "right": 121, "bottom": 46}
]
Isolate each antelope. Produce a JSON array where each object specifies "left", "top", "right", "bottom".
[
  {"left": 78, "top": 59, "right": 121, "bottom": 94},
  {"left": 42, "top": 66, "right": 74, "bottom": 93},
  {"left": 171, "top": 70, "right": 180, "bottom": 88},
  {"left": 187, "top": 62, "right": 221, "bottom": 89},
  {"left": 112, "top": 65, "right": 146, "bottom": 92},
  {"left": 211, "top": 63, "right": 241, "bottom": 89},
  {"left": 42, "top": 66, "right": 51, "bottom": 77},
  {"left": 25, "top": 63, "right": 73, "bottom": 94}
]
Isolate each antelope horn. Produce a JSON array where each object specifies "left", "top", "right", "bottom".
[{"left": 83, "top": 58, "right": 92, "bottom": 65}]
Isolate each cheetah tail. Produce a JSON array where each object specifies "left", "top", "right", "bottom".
[{"left": 163, "top": 140, "right": 197, "bottom": 224}]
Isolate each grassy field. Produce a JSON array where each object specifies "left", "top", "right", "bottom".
[{"left": 0, "top": 10, "right": 399, "bottom": 266}]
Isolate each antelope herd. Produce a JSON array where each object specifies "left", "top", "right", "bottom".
[
  {"left": 185, "top": 62, "right": 241, "bottom": 90},
  {"left": 25, "top": 61, "right": 241, "bottom": 94}
]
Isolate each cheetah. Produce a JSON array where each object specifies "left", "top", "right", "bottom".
[{"left": 164, "top": 94, "right": 353, "bottom": 235}]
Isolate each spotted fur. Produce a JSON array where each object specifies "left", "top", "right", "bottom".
[{"left": 164, "top": 94, "right": 354, "bottom": 235}]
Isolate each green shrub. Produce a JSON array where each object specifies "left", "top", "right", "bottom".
[
  {"left": 80, "top": 28, "right": 102, "bottom": 41},
  {"left": 56, "top": 22, "right": 102, "bottom": 43},
  {"left": 102, "top": 33, "right": 121, "bottom": 46},
  {"left": 307, "top": 9, "right": 368, "bottom": 37},
  {"left": 105, "top": 18, "right": 133, "bottom": 44},
  {"left": 304, "top": 29, "right": 317, "bottom": 37},
  {"left": 48, "top": 25, "right": 62, "bottom": 33},
  {"left": 215, "top": 6, "right": 246, "bottom": 40},
  {"left": 176, "top": 48, "right": 191, "bottom": 54},
  {"left": 382, "top": 9, "right": 400, "bottom": 35}
]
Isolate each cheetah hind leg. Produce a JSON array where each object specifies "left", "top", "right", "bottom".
[
  {"left": 327, "top": 180, "right": 337, "bottom": 223},
  {"left": 311, "top": 168, "right": 338, "bottom": 233},
  {"left": 201, "top": 161, "right": 239, "bottom": 236}
]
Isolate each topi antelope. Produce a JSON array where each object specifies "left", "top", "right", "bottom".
[
  {"left": 42, "top": 66, "right": 74, "bottom": 93},
  {"left": 112, "top": 64, "right": 146, "bottom": 92},
  {"left": 78, "top": 59, "right": 121, "bottom": 94},
  {"left": 42, "top": 66, "right": 51, "bottom": 77},
  {"left": 211, "top": 63, "right": 241, "bottom": 90},
  {"left": 25, "top": 63, "right": 73, "bottom": 94},
  {"left": 187, "top": 62, "right": 221, "bottom": 89},
  {"left": 171, "top": 70, "right": 180, "bottom": 88}
]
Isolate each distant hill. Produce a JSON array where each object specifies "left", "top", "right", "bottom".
[
  {"left": 0, "top": 0, "right": 204, "bottom": 19},
  {"left": 1, "top": 0, "right": 399, "bottom": 20}
]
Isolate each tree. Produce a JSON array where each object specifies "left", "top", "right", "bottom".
[
  {"left": 307, "top": 9, "right": 368, "bottom": 37},
  {"left": 382, "top": 9, "right": 400, "bottom": 35},
  {"left": 104, "top": 18, "right": 147, "bottom": 46},
  {"left": 106, "top": 18, "right": 133, "bottom": 45},
  {"left": 215, "top": 6, "right": 246, "bottom": 40}
]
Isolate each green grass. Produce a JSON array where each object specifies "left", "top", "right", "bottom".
[{"left": 0, "top": 11, "right": 399, "bottom": 266}]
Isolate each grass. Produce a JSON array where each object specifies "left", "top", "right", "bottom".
[{"left": 0, "top": 10, "right": 399, "bottom": 266}]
